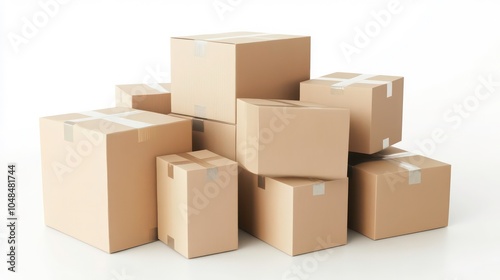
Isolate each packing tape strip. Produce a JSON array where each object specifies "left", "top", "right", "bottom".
[
  {"left": 388, "top": 159, "right": 421, "bottom": 185},
  {"left": 316, "top": 74, "right": 393, "bottom": 98},
  {"left": 194, "top": 105, "right": 207, "bottom": 118},
  {"left": 169, "top": 153, "right": 223, "bottom": 181},
  {"left": 312, "top": 182, "right": 325, "bottom": 196},
  {"left": 364, "top": 150, "right": 421, "bottom": 184},
  {"left": 63, "top": 110, "right": 153, "bottom": 142}
]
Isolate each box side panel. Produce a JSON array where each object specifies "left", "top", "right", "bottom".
[
  {"left": 375, "top": 164, "right": 451, "bottom": 239},
  {"left": 257, "top": 106, "right": 349, "bottom": 179},
  {"left": 292, "top": 178, "right": 348, "bottom": 255},
  {"left": 238, "top": 168, "right": 294, "bottom": 255},
  {"left": 348, "top": 167, "right": 377, "bottom": 239},
  {"left": 370, "top": 77, "right": 403, "bottom": 153},
  {"left": 171, "top": 38, "right": 236, "bottom": 123},
  {"left": 193, "top": 119, "right": 236, "bottom": 161},
  {"left": 187, "top": 164, "right": 238, "bottom": 258},
  {"left": 236, "top": 37, "right": 310, "bottom": 102},
  {"left": 40, "top": 118, "right": 110, "bottom": 252},
  {"left": 106, "top": 120, "right": 192, "bottom": 252}
]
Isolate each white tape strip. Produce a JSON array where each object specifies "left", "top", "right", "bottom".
[
  {"left": 382, "top": 138, "right": 390, "bottom": 149},
  {"left": 392, "top": 160, "right": 421, "bottom": 185},
  {"left": 316, "top": 74, "right": 393, "bottom": 98},
  {"left": 64, "top": 110, "right": 153, "bottom": 142},
  {"left": 76, "top": 111, "right": 152, "bottom": 129},
  {"left": 313, "top": 182, "right": 325, "bottom": 196}
]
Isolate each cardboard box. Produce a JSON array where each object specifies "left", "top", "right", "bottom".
[
  {"left": 171, "top": 32, "right": 310, "bottom": 124},
  {"left": 237, "top": 98, "right": 349, "bottom": 179},
  {"left": 170, "top": 113, "right": 236, "bottom": 161},
  {"left": 238, "top": 167, "right": 348, "bottom": 256},
  {"left": 157, "top": 150, "right": 238, "bottom": 258},
  {"left": 300, "top": 72, "right": 404, "bottom": 154},
  {"left": 116, "top": 83, "right": 171, "bottom": 114},
  {"left": 40, "top": 107, "right": 191, "bottom": 253},
  {"left": 348, "top": 147, "right": 451, "bottom": 240}
]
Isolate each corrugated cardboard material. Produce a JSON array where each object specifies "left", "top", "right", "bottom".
[
  {"left": 300, "top": 72, "right": 403, "bottom": 154},
  {"left": 237, "top": 98, "right": 349, "bottom": 179},
  {"left": 116, "top": 83, "right": 171, "bottom": 115},
  {"left": 348, "top": 147, "right": 451, "bottom": 240},
  {"left": 170, "top": 113, "right": 236, "bottom": 161},
  {"left": 238, "top": 167, "right": 348, "bottom": 256},
  {"left": 157, "top": 150, "right": 238, "bottom": 258},
  {"left": 171, "top": 32, "right": 310, "bottom": 124},
  {"left": 40, "top": 107, "right": 191, "bottom": 253}
]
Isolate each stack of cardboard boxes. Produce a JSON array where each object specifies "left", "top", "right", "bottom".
[{"left": 39, "top": 31, "right": 451, "bottom": 258}]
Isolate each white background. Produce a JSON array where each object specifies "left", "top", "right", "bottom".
[{"left": 1, "top": 0, "right": 500, "bottom": 279}]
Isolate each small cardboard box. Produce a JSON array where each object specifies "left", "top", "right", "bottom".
[
  {"left": 171, "top": 32, "right": 310, "bottom": 124},
  {"left": 157, "top": 150, "right": 238, "bottom": 258},
  {"left": 300, "top": 72, "right": 404, "bottom": 154},
  {"left": 237, "top": 98, "right": 349, "bottom": 179},
  {"left": 40, "top": 107, "right": 191, "bottom": 253},
  {"left": 238, "top": 167, "right": 348, "bottom": 256},
  {"left": 116, "top": 83, "right": 171, "bottom": 115},
  {"left": 170, "top": 113, "right": 236, "bottom": 161},
  {"left": 348, "top": 147, "right": 451, "bottom": 240}
]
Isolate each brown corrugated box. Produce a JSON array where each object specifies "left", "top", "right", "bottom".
[
  {"left": 157, "top": 150, "right": 238, "bottom": 258},
  {"left": 39, "top": 107, "right": 191, "bottom": 253},
  {"left": 171, "top": 32, "right": 310, "bottom": 124},
  {"left": 238, "top": 167, "right": 348, "bottom": 256},
  {"left": 236, "top": 98, "right": 349, "bottom": 179},
  {"left": 116, "top": 83, "right": 171, "bottom": 115},
  {"left": 170, "top": 113, "right": 236, "bottom": 161},
  {"left": 300, "top": 72, "right": 403, "bottom": 154},
  {"left": 348, "top": 146, "right": 451, "bottom": 240}
]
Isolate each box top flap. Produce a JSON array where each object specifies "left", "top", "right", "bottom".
[
  {"left": 41, "top": 107, "right": 187, "bottom": 135},
  {"left": 304, "top": 72, "right": 403, "bottom": 89},
  {"left": 159, "top": 150, "right": 236, "bottom": 172},
  {"left": 172, "top": 32, "right": 308, "bottom": 45}
]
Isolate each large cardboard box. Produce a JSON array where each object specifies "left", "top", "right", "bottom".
[
  {"left": 238, "top": 167, "right": 348, "bottom": 256},
  {"left": 300, "top": 72, "right": 404, "bottom": 154},
  {"left": 171, "top": 32, "right": 310, "bottom": 124},
  {"left": 116, "top": 83, "right": 171, "bottom": 115},
  {"left": 157, "top": 150, "right": 238, "bottom": 258},
  {"left": 348, "top": 147, "right": 451, "bottom": 240},
  {"left": 40, "top": 107, "right": 191, "bottom": 253},
  {"left": 237, "top": 98, "right": 349, "bottom": 179},
  {"left": 170, "top": 113, "right": 236, "bottom": 161}
]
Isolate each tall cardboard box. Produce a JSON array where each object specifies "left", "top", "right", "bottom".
[
  {"left": 157, "top": 150, "right": 238, "bottom": 258},
  {"left": 171, "top": 32, "right": 310, "bottom": 124},
  {"left": 116, "top": 83, "right": 171, "bottom": 115},
  {"left": 40, "top": 107, "right": 191, "bottom": 253},
  {"left": 348, "top": 147, "right": 451, "bottom": 240},
  {"left": 237, "top": 98, "right": 349, "bottom": 179},
  {"left": 170, "top": 113, "right": 236, "bottom": 161},
  {"left": 238, "top": 167, "right": 348, "bottom": 256},
  {"left": 300, "top": 72, "right": 403, "bottom": 154}
]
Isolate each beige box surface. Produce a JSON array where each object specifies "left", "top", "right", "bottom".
[
  {"left": 116, "top": 83, "right": 171, "bottom": 115},
  {"left": 40, "top": 107, "right": 191, "bottom": 253},
  {"left": 237, "top": 98, "right": 349, "bottom": 179},
  {"left": 157, "top": 150, "right": 238, "bottom": 258},
  {"left": 300, "top": 72, "right": 403, "bottom": 154},
  {"left": 171, "top": 32, "right": 310, "bottom": 124},
  {"left": 171, "top": 113, "right": 236, "bottom": 161},
  {"left": 238, "top": 167, "right": 348, "bottom": 256},
  {"left": 348, "top": 147, "right": 451, "bottom": 240}
]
